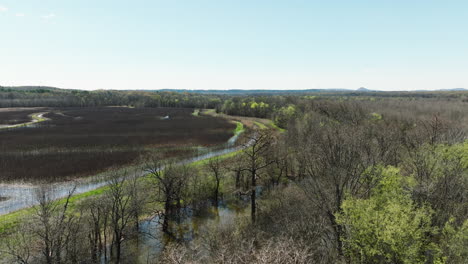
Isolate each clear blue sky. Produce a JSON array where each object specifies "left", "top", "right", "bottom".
[{"left": 1, "top": 0, "right": 467, "bottom": 90}]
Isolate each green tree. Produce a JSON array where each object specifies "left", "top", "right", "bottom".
[
  {"left": 441, "top": 218, "right": 468, "bottom": 264},
  {"left": 336, "top": 166, "right": 441, "bottom": 264},
  {"left": 404, "top": 142, "right": 468, "bottom": 227},
  {"left": 274, "top": 105, "right": 296, "bottom": 128}
]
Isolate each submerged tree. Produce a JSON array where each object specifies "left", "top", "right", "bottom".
[
  {"left": 80, "top": 195, "right": 111, "bottom": 263},
  {"left": 106, "top": 171, "right": 134, "bottom": 264},
  {"left": 145, "top": 158, "right": 192, "bottom": 234},
  {"left": 207, "top": 157, "right": 223, "bottom": 207},
  {"left": 227, "top": 155, "right": 247, "bottom": 195}
]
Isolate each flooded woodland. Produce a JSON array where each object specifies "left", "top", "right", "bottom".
[{"left": 1, "top": 89, "right": 467, "bottom": 264}]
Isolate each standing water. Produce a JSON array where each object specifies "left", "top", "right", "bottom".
[{"left": 119, "top": 200, "right": 249, "bottom": 263}]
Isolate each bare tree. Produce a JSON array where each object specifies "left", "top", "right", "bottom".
[
  {"left": 106, "top": 171, "right": 134, "bottom": 263},
  {"left": 227, "top": 155, "right": 248, "bottom": 199},
  {"left": 207, "top": 157, "right": 223, "bottom": 206},
  {"left": 145, "top": 157, "right": 192, "bottom": 234},
  {"left": 128, "top": 168, "right": 147, "bottom": 231},
  {"left": 241, "top": 130, "right": 275, "bottom": 223},
  {"left": 32, "top": 185, "right": 76, "bottom": 264},
  {"left": 265, "top": 138, "right": 290, "bottom": 187},
  {"left": 80, "top": 195, "right": 111, "bottom": 263},
  {"left": 0, "top": 223, "right": 33, "bottom": 264},
  {"left": 288, "top": 112, "right": 378, "bottom": 256}
]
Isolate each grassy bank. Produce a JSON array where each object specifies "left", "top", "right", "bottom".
[
  {"left": 201, "top": 109, "right": 285, "bottom": 133},
  {"left": 234, "top": 121, "right": 244, "bottom": 135},
  {"left": 268, "top": 121, "right": 286, "bottom": 132},
  {"left": 192, "top": 109, "right": 200, "bottom": 116}
]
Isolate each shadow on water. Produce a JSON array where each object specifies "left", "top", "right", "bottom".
[{"left": 120, "top": 199, "right": 249, "bottom": 263}]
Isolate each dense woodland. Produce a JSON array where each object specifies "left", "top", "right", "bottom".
[{"left": 0, "top": 88, "right": 467, "bottom": 263}]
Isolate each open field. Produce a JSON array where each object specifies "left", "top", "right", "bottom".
[{"left": 0, "top": 107, "right": 236, "bottom": 182}]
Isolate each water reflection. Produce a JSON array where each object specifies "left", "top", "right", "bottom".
[{"left": 120, "top": 200, "right": 248, "bottom": 263}]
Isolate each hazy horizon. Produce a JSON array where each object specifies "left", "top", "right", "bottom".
[
  {"left": 1, "top": 0, "right": 467, "bottom": 91},
  {"left": 1, "top": 85, "right": 466, "bottom": 92}
]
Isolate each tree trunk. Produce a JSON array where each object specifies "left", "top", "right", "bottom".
[
  {"left": 162, "top": 199, "right": 170, "bottom": 233},
  {"left": 251, "top": 169, "right": 257, "bottom": 223},
  {"left": 115, "top": 239, "right": 121, "bottom": 264},
  {"left": 214, "top": 180, "right": 220, "bottom": 207},
  {"left": 134, "top": 210, "right": 140, "bottom": 231},
  {"left": 235, "top": 170, "right": 241, "bottom": 189},
  {"left": 327, "top": 211, "right": 343, "bottom": 256}
]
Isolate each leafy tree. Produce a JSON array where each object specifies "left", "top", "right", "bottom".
[
  {"left": 336, "top": 166, "right": 441, "bottom": 264},
  {"left": 404, "top": 142, "right": 468, "bottom": 227},
  {"left": 441, "top": 218, "right": 468, "bottom": 263},
  {"left": 274, "top": 105, "right": 296, "bottom": 128}
]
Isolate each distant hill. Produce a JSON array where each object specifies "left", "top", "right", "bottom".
[
  {"left": 154, "top": 88, "right": 353, "bottom": 95},
  {"left": 356, "top": 87, "right": 379, "bottom": 92},
  {"left": 437, "top": 88, "right": 467, "bottom": 91},
  {"left": 154, "top": 87, "right": 390, "bottom": 95},
  {"left": 1, "top": 85, "right": 466, "bottom": 95},
  {"left": 142, "top": 88, "right": 468, "bottom": 96},
  {"left": 0, "top": 86, "right": 64, "bottom": 91}
]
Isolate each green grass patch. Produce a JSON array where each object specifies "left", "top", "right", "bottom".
[
  {"left": 0, "top": 186, "right": 109, "bottom": 234},
  {"left": 233, "top": 121, "right": 244, "bottom": 135},
  {"left": 0, "top": 206, "right": 35, "bottom": 234},
  {"left": 370, "top": 112, "right": 382, "bottom": 121},
  {"left": 201, "top": 109, "right": 216, "bottom": 115},
  {"left": 192, "top": 109, "right": 200, "bottom": 116},
  {"left": 253, "top": 121, "right": 268, "bottom": 130},
  {"left": 31, "top": 113, "right": 47, "bottom": 122},
  {"left": 269, "top": 122, "right": 286, "bottom": 132},
  {"left": 191, "top": 149, "right": 243, "bottom": 167}
]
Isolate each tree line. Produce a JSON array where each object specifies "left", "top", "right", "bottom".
[{"left": 2, "top": 86, "right": 467, "bottom": 128}]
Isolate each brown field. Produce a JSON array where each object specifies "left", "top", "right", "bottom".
[{"left": 0, "top": 107, "right": 235, "bottom": 182}]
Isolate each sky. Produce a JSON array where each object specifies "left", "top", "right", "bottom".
[{"left": 0, "top": 0, "right": 467, "bottom": 91}]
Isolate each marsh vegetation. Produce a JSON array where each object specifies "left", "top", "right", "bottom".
[{"left": 0, "top": 107, "right": 235, "bottom": 183}]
